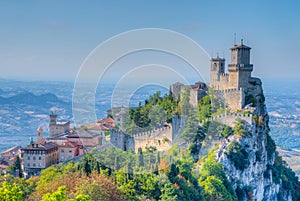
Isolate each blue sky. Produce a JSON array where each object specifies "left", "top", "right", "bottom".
[{"left": 0, "top": 0, "right": 299, "bottom": 82}]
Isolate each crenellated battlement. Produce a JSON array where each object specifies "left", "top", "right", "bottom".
[
  {"left": 210, "top": 41, "right": 255, "bottom": 111},
  {"left": 220, "top": 73, "right": 229, "bottom": 77},
  {"left": 216, "top": 88, "right": 243, "bottom": 93},
  {"left": 132, "top": 126, "right": 171, "bottom": 139},
  {"left": 200, "top": 112, "right": 253, "bottom": 127},
  {"left": 110, "top": 125, "right": 173, "bottom": 152}
]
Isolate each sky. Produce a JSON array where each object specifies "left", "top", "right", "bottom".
[{"left": 0, "top": 0, "right": 299, "bottom": 83}]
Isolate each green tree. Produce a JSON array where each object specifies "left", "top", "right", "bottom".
[
  {"left": 221, "top": 125, "right": 233, "bottom": 138},
  {"left": 182, "top": 109, "right": 199, "bottom": 141},
  {"left": 200, "top": 176, "right": 234, "bottom": 201},
  {"left": 196, "top": 126, "right": 206, "bottom": 142},
  {"left": 82, "top": 157, "right": 92, "bottom": 176},
  {"left": 41, "top": 186, "right": 67, "bottom": 201},
  {"left": 136, "top": 148, "right": 144, "bottom": 167},
  {"left": 118, "top": 179, "right": 137, "bottom": 200},
  {"left": 0, "top": 182, "right": 23, "bottom": 201},
  {"left": 10, "top": 156, "right": 23, "bottom": 178},
  {"left": 233, "top": 118, "right": 248, "bottom": 137},
  {"left": 266, "top": 132, "right": 276, "bottom": 160},
  {"left": 41, "top": 185, "right": 91, "bottom": 201},
  {"left": 199, "top": 149, "right": 236, "bottom": 200},
  {"left": 114, "top": 155, "right": 120, "bottom": 171},
  {"left": 179, "top": 87, "right": 190, "bottom": 116},
  {"left": 167, "top": 164, "right": 179, "bottom": 183},
  {"left": 159, "top": 182, "right": 178, "bottom": 201},
  {"left": 225, "top": 141, "right": 249, "bottom": 170},
  {"left": 198, "top": 95, "right": 212, "bottom": 120},
  {"left": 149, "top": 105, "right": 166, "bottom": 127}
]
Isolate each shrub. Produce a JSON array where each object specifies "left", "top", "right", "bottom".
[
  {"left": 233, "top": 118, "right": 248, "bottom": 137},
  {"left": 225, "top": 141, "right": 249, "bottom": 170},
  {"left": 221, "top": 125, "right": 233, "bottom": 138},
  {"left": 245, "top": 94, "right": 257, "bottom": 107},
  {"left": 266, "top": 133, "right": 276, "bottom": 160}
]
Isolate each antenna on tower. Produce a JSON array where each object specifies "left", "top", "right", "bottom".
[{"left": 234, "top": 33, "right": 237, "bottom": 45}]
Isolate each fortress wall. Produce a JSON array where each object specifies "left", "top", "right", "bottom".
[
  {"left": 110, "top": 130, "right": 125, "bottom": 150},
  {"left": 211, "top": 76, "right": 231, "bottom": 90},
  {"left": 219, "top": 74, "right": 229, "bottom": 85},
  {"left": 201, "top": 113, "right": 252, "bottom": 127},
  {"left": 189, "top": 90, "right": 198, "bottom": 108},
  {"left": 213, "top": 113, "right": 252, "bottom": 127},
  {"left": 172, "top": 116, "right": 188, "bottom": 142},
  {"left": 132, "top": 127, "right": 172, "bottom": 152},
  {"left": 228, "top": 71, "right": 239, "bottom": 89},
  {"left": 223, "top": 88, "right": 245, "bottom": 111},
  {"left": 125, "top": 136, "right": 135, "bottom": 152}
]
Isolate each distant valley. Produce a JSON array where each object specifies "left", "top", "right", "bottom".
[{"left": 0, "top": 78, "right": 299, "bottom": 177}]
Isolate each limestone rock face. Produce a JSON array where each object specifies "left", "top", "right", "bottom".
[{"left": 216, "top": 84, "right": 293, "bottom": 201}]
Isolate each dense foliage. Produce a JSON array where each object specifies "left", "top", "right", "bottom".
[
  {"left": 123, "top": 91, "right": 179, "bottom": 134},
  {"left": 199, "top": 149, "right": 237, "bottom": 201},
  {"left": 0, "top": 143, "right": 242, "bottom": 201},
  {"left": 233, "top": 118, "right": 249, "bottom": 137},
  {"left": 270, "top": 152, "right": 300, "bottom": 200},
  {"left": 225, "top": 141, "right": 249, "bottom": 170}
]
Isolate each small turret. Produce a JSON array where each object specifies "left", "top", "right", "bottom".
[
  {"left": 49, "top": 112, "right": 57, "bottom": 125},
  {"left": 210, "top": 55, "right": 225, "bottom": 89},
  {"left": 37, "top": 127, "right": 43, "bottom": 142}
]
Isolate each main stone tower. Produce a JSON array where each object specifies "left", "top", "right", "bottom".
[
  {"left": 228, "top": 39, "right": 253, "bottom": 89},
  {"left": 210, "top": 39, "right": 259, "bottom": 111},
  {"left": 210, "top": 39, "right": 254, "bottom": 90}
]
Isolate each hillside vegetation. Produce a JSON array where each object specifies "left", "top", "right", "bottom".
[{"left": 1, "top": 90, "right": 300, "bottom": 201}]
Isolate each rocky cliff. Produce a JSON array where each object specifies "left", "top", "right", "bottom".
[{"left": 215, "top": 81, "right": 295, "bottom": 201}]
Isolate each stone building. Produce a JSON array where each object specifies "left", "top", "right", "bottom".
[
  {"left": 171, "top": 81, "right": 207, "bottom": 107},
  {"left": 67, "top": 129, "right": 102, "bottom": 149},
  {"left": 170, "top": 82, "right": 185, "bottom": 100},
  {"left": 58, "top": 141, "right": 80, "bottom": 162},
  {"left": 21, "top": 141, "right": 58, "bottom": 176},
  {"left": 49, "top": 112, "right": 70, "bottom": 138},
  {"left": 210, "top": 40, "right": 260, "bottom": 111}
]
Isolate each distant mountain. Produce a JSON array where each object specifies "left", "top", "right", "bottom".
[{"left": 0, "top": 92, "right": 64, "bottom": 106}]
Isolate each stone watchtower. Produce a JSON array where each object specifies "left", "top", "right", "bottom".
[
  {"left": 49, "top": 112, "right": 57, "bottom": 138},
  {"left": 209, "top": 39, "right": 258, "bottom": 111},
  {"left": 228, "top": 39, "right": 253, "bottom": 89},
  {"left": 210, "top": 56, "right": 225, "bottom": 89}
]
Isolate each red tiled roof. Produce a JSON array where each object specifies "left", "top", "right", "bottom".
[
  {"left": 22, "top": 141, "right": 58, "bottom": 151},
  {"left": 59, "top": 141, "right": 78, "bottom": 148},
  {"left": 97, "top": 118, "right": 115, "bottom": 124}
]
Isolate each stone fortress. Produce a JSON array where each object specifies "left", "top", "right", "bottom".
[
  {"left": 109, "top": 40, "right": 263, "bottom": 152},
  {"left": 171, "top": 81, "right": 208, "bottom": 108},
  {"left": 49, "top": 112, "right": 70, "bottom": 138},
  {"left": 210, "top": 39, "right": 263, "bottom": 111}
]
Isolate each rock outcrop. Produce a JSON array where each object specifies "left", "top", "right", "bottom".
[{"left": 216, "top": 83, "right": 293, "bottom": 201}]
